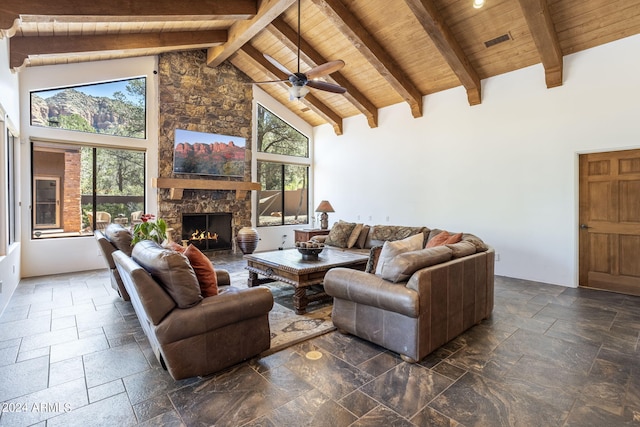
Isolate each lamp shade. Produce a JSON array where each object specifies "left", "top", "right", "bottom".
[{"left": 315, "top": 200, "right": 335, "bottom": 213}]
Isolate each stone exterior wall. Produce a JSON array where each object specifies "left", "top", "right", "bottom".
[{"left": 157, "top": 50, "right": 254, "bottom": 251}]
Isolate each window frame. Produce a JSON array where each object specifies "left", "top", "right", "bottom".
[
  {"left": 254, "top": 102, "right": 311, "bottom": 228},
  {"left": 29, "top": 76, "right": 147, "bottom": 139},
  {"left": 30, "top": 140, "right": 146, "bottom": 239}
]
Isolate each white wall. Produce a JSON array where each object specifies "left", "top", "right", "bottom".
[
  {"left": 0, "top": 36, "right": 21, "bottom": 315},
  {"left": 19, "top": 56, "right": 159, "bottom": 277},
  {"left": 0, "top": 37, "right": 19, "bottom": 122},
  {"left": 251, "top": 86, "right": 314, "bottom": 251},
  {"left": 314, "top": 34, "right": 640, "bottom": 287}
]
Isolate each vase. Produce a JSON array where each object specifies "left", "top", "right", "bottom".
[{"left": 236, "top": 227, "right": 259, "bottom": 254}]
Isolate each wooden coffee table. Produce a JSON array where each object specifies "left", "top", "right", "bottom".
[{"left": 244, "top": 248, "right": 368, "bottom": 314}]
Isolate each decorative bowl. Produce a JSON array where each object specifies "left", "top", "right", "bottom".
[{"left": 297, "top": 246, "right": 324, "bottom": 260}]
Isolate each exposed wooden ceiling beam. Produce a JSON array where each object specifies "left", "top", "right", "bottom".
[
  {"left": 10, "top": 31, "right": 227, "bottom": 70},
  {"left": 206, "top": 0, "right": 296, "bottom": 68},
  {"left": 0, "top": 0, "right": 257, "bottom": 36},
  {"left": 403, "top": 0, "right": 481, "bottom": 105},
  {"left": 240, "top": 43, "right": 343, "bottom": 135},
  {"left": 516, "top": 0, "right": 563, "bottom": 88},
  {"left": 310, "top": 0, "right": 423, "bottom": 118},
  {"left": 268, "top": 17, "right": 378, "bottom": 128}
]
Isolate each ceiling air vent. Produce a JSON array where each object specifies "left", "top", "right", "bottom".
[{"left": 484, "top": 33, "right": 511, "bottom": 48}]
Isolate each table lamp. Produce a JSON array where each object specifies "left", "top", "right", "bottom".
[{"left": 315, "top": 200, "right": 335, "bottom": 230}]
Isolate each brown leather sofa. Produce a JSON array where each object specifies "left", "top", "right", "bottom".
[
  {"left": 112, "top": 240, "right": 273, "bottom": 380},
  {"left": 323, "top": 226, "right": 494, "bottom": 363},
  {"left": 94, "top": 225, "right": 132, "bottom": 301}
]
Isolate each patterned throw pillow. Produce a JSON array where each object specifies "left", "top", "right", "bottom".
[
  {"left": 365, "top": 245, "right": 383, "bottom": 274},
  {"left": 325, "top": 221, "right": 357, "bottom": 248}
]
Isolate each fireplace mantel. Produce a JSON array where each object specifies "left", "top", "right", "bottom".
[{"left": 152, "top": 178, "right": 261, "bottom": 200}]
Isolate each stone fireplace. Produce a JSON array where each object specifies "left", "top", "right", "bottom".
[{"left": 155, "top": 50, "right": 254, "bottom": 254}]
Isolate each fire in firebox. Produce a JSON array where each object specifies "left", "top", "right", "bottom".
[{"left": 191, "top": 229, "right": 219, "bottom": 242}]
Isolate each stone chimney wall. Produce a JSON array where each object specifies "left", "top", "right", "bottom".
[{"left": 157, "top": 50, "right": 254, "bottom": 250}]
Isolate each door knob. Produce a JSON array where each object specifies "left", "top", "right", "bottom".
[{"left": 580, "top": 224, "right": 591, "bottom": 229}]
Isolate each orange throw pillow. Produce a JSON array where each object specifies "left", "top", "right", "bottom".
[
  {"left": 165, "top": 241, "right": 186, "bottom": 253},
  {"left": 446, "top": 232, "right": 462, "bottom": 244},
  {"left": 426, "top": 231, "right": 450, "bottom": 248},
  {"left": 184, "top": 244, "right": 218, "bottom": 297}
]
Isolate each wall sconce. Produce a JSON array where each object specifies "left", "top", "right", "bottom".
[{"left": 315, "top": 200, "right": 335, "bottom": 230}]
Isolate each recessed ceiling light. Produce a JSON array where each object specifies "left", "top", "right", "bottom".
[{"left": 473, "top": 0, "right": 485, "bottom": 9}]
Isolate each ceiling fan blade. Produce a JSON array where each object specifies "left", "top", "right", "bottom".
[
  {"left": 306, "top": 80, "right": 347, "bottom": 94},
  {"left": 250, "top": 79, "right": 289, "bottom": 84},
  {"left": 263, "top": 53, "right": 293, "bottom": 76},
  {"left": 306, "top": 60, "right": 345, "bottom": 80}
]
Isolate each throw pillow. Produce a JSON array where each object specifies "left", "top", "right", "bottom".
[
  {"left": 184, "top": 244, "right": 218, "bottom": 297},
  {"left": 462, "top": 233, "right": 489, "bottom": 252},
  {"left": 446, "top": 241, "right": 477, "bottom": 258},
  {"left": 426, "top": 231, "right": 450, "bottom": 248},
  {"left": 356, "top": 225, "right": 370, "bottom": 249},
  {"left": 347, "top": 223, "right": 364, "bottom": 248},
  {"left": 132, "top": 240, "right": 202, "bottom": 308},
  {"left": 105, "top": 223, "right": 134, "bottom": 256},
  {"left": 380, "top": 246, "right": 453, "bottom": 283},
  {"left": 365, "top": 245, "right": 383, "bottom": 274},
  {"left": 325, "top": 221, "right": 357, "bottom": 248},
  {"left": 374, "top": 233, "right": 424, "bottom": 275},
  {"left": 164, "top": 241, "right": 186, "bottom": 253},
  {"left": 446, "top": 232, "right": 463, "bottom": 244},
  {"left": 426, "top": 231, "right": 462, "bottom": 248}
]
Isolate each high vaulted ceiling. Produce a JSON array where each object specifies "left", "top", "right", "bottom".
[{"left": 2, "top": 0, "right": 639, "bottom": 134}]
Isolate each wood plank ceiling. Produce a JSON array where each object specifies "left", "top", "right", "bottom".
[{"left": 2, "top": 0, "right": 639, "bottom": 135}]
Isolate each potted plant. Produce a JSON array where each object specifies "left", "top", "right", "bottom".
[{"left": 131, "top": 214, "right": 168, "bottom": 245}]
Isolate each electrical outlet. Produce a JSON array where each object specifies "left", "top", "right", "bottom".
[
  {"left": 0, "top": 280, "right": 3, "bottom": 293},
  {"left": 386, "top": 216, "right": 390, "bottom": 222},
  {"left": 368, "top": 215, "right": 372, "bottom": 221},
  {"left": 495, "top": 253, "right": 501, "bottom": 262}
]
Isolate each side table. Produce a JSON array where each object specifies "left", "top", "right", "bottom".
[{"left": 294, "top": 228, "right": 330, "bottom": 243}]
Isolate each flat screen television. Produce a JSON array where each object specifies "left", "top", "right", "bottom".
[{"left": 173, "top": 129, "right": 246, "bottom": 177}]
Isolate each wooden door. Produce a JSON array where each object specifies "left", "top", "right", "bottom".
[{"left": 579, "top": 149, "right": 640, "bottom": 295}]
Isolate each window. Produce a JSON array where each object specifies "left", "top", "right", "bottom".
[
  {"left": 30, "top": 77, "right": 146, "bottom": 139},
  {"left": 7, "top": 129, "right": 16, "bottom": 245},
  {"left": 31, "top": 142, "right": 145, "bottom": 239},
  {"left": 256, "top": 104, "right": 309, "bottom": 227}
]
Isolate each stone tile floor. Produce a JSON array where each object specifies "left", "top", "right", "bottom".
[{"left": 1, "top": 254, "right": 639, "bottom": 426}]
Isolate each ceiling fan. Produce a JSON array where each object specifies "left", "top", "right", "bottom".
[{"left": 257, "top": 0, "right": 347, "bottom": 100}]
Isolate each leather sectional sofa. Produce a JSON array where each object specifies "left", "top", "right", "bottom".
[
  {"left": 101, "top": 229, "right": 273, "bottom": 380},
  {"left": 320, "top": 223, "right": 494, "bottom": 363}
]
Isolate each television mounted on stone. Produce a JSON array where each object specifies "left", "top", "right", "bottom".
[{"left": 173, "top": 128, "right": 246, "bottom": 177}]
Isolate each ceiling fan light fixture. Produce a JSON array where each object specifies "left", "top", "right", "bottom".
[
  {"left": 473, "top": 0, "right": 485, "bottom": 8},
  {"left": 289, "top": 85, "right": 309, "bottom": 100}
]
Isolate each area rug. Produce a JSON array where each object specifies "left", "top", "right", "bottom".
[{"left": 262, "top": 282, "right": 336, "bottom": 356}]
